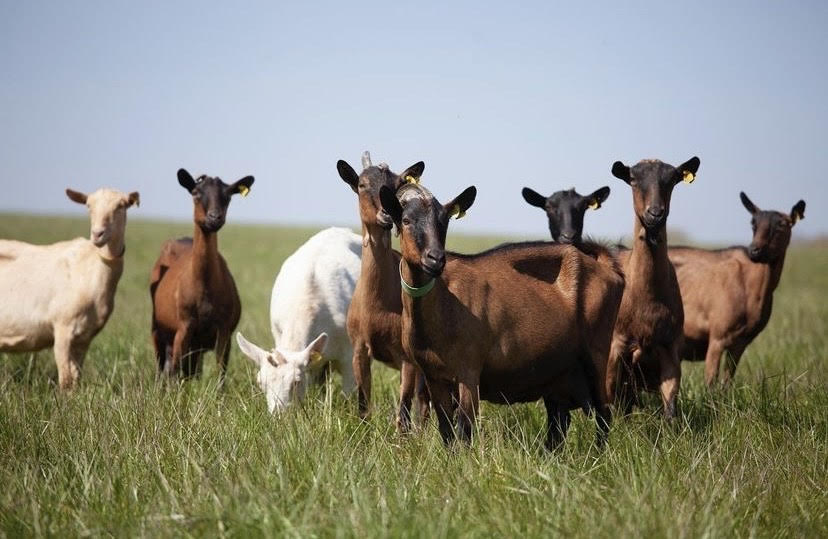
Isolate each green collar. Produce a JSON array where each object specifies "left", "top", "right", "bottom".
[{"left": 399, "top": 261, "right": 436, "bottom": 298}]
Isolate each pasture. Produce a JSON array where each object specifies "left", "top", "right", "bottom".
[{"left": 1, "top": 213, "right": 826, "bottom": 537}]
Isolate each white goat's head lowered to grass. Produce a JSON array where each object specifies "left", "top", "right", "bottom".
[{"left": 235, "top": 332, "right": 328, "bottom": 413}]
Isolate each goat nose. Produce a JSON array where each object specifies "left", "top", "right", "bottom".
[
  {"left": 92, "top": 229, "right": 105, "bottom": 240},
  {"left": 207, "top": 211, "right": 222, "bottom": 220},
  {"left": 647, "top": 206, "right": 665, "bottom": 218},
  {"left": 560, "top": 232, "right": 575, "bottom": 242},
  {"left": 425, "top": 250, "right": 445, "bottom": 267}
]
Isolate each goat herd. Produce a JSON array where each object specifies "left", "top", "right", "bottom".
[{"left": 0, "top": 152, "right": 806, "bottom": 450}]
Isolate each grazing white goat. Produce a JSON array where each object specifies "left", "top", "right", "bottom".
[
  {"left": 0, "top": 188, "right": 139, "bottom": 389},
  {"left": 236, "top": 227, "right": 361, "bottom": 413}
]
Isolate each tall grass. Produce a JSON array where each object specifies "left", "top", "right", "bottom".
[{"left": 1, "top": 214, "right": 826, "bottom": 537}]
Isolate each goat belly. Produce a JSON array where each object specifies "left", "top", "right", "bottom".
[{"left": 478, "top": 360, "right": 590, "bottom": 407}]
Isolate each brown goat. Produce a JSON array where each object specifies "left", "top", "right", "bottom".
[
  {"left": 669, "top": 192, "right": 806, "bottom": 385},
  {"left": 607, "top": 157, "right": 700, "bottom": 418},
  {"left": 150, "top": 168, "right": 254, "bottom": 382},
  {"left": 379, "top": 183, "right": 624, "bottom": 449},
  {"left": 337, "top": 152, "right": 428, "bottom": 431}
]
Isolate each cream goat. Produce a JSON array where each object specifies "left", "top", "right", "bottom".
[
  {"left": 0, "top": 188, "right": 139, "bottom": 389},
  {"left": 236, "top": 227, "right": 361, "bottom": 412}
]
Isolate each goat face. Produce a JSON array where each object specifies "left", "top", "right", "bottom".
[
  {"left": 380, "top": 183, "right": 476, "bottom": 277},
  {"left": 522, "top": 186, "right": 610, "bottom": 244},
  {"left": 66, "top": 188, "right": 140, "bottom": 247},
  {"left": 612, "top": 157, "right": 700, "bottom": 240},
  {"left": 177, "top": 169, "right": 254, "bottom": 234},
  {"left": 236, "top": 332, "right": 328, "bottom": 414},
  {"left": 337, "top": 158, "right": 424, "bottom": 230},
  {"left": 740, "top": 192, "right": 805, "bottom": 263}
]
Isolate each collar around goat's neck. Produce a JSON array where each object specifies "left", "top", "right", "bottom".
[{"left": 399, "top": 261, "right": 435, "bottom": 298}]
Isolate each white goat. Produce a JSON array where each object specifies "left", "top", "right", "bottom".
[
  {"left": 0, "top": 188, "right": 139, "bottom": 389},
  {"left": 236, "top": 227, "right": 361, "bottom": 413}
]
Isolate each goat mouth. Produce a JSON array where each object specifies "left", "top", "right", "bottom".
[
  {"left": 92, "top": 235, "right": 109, "bottom": 247},
  {"left": 422, "top": 262, "right": 444, "bottom": 277},
  {"left": 202, "top": 219, "right": 225, "bottom": 232},
  {"left": 376, "top": 212, "right": 393, "bottom": 230},
  {"left": 640, "top": 215, "right": 665, "bottom": 230}
]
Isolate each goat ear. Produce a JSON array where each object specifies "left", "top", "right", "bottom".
[
  {"left": 304, "top": 332, "right": 328, "bottom": 366},
  {"left": 178, "top": 169, "right": 196, "bottom": 193},
  {"left": 379, "top": 185, "right": 403, "bottom": 224},
  {"left": 235, "top": 332, "right": 270, "bottom": 367},
  {"left": 337, "top": 160, "right": 359, "bottom": 193},
  {"left": 66, "top": 189, "right": 87, "bottom": 205},
  {"left": 125, "top": 192, "right": 140, "bottom": 208},
  {"left": 585, "top": 186, "right": 610, "bottom": 210},
  {"left": 790, "top": 200, "right": 806, "bottom": 225},
  {"left": 445, "top": 186, "right": 477, "bottom": 220},
  {"left": 611, "top": 161, "right": 631, "bottom": 184},
  {"left": 740, "top": 192, "right": 759, "bottom": 215},
  {"left": 230, "top": 176, "right": 255, "bottom": 197},
  {"left": 399, "top": 161, "right": 425, "bottom": 185},
  {"left": 521, "top": 187, "right": 547, "bottom": 209},
  {"left": 677, "top": 156, "right": 701, "bottom": 184}
]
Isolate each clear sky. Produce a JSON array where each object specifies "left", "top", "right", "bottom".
[{"left": 1, "top": 1, "right": 826, "bottom": 244}]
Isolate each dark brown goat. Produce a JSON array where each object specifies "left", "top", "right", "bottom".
[
  {"left": 337, "top": 152, "right": 429, "bottom": 431},
  {"left": 607, "top": 157, "right": 700, "bottom": 418},
  {"left": 150, "top": 169, "right": 254, "bottom": 382},
  {"left": 522, "top": 185, "right": 610, "bottom": 244},
  {"left": 380, "top": 183, "right": 624, "bottom": 449},
  {"left": 669, "top": 192, "right": 806, "bottom": 385}
]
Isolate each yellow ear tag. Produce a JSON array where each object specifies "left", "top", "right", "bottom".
[
  {"left": 451, "top": 204, "right": 466, "bottom": 219},
  {"left": 238, "top": 185, "right": 250, "bottom": 197},
  {"left": 588, "top": 200, "right": 601, "bottom": 210},
  {"left": 310, "top": 351, "right": 323, "bottom": 363},
  {"left": 682, "top": 171, "right": 695, "bottom": 184},
  {"left": 405, "top": 175, "right": 420, "bottom": 185},
  {"left": 792, "top": 214, "right": 799, "bottom": 225}
]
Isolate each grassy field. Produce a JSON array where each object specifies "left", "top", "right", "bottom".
[{"left": 0, "top": 213, "right": 826, "bottom": 538}]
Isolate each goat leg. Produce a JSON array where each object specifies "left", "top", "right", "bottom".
[{"left": 544, "top": 398, "right": 571, "bottom": 450}]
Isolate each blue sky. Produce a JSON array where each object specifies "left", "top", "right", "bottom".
[{"left": 1, "top": 1, "right": 826, "bottom": 244}]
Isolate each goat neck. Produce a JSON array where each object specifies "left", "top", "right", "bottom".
[
  {"left": 627, "top": 216, "right": 673, "bottom": 289},
  {"left": 359, "top": 223, "right": 399, "bottom": 297},
  {"left": 191, "top": 219, "right": 222, "bottom": 282}
]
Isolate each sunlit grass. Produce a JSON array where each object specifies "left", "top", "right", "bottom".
[{"left": 1, "top": 214, "right": 826, "bottom": 537}]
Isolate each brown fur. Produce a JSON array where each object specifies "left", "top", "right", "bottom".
[
  {"left": 150, "top": 169, "right": 253, "bottom": 382},
  {"left": 668, "top": 193, "right": 805, "bottom": 385},
  {"left": 607, "top": 157, "right": 699, "bottom": 418},
  {"left": 337, "top": 156, "right": 429, "bottom": 431},
  {"left": 381, "top": 184, "right": 624, "bottom": 449}
]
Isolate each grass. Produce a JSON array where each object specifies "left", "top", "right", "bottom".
[{"left": 0, "top": 213, "right": 826, "bottom": 537}]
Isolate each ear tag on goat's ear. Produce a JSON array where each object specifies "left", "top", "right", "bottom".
[
  {"left": 682, "top": 171, "right": 695, "bottom": 184},
  {"left": 588, "top": 200, "right": 601, "bottom": 210},
  {"left": 450, "top": 204, "right": 466, "bottom": 219},
  {"left": 238, "top": 185, "right": 250, "bottom": 197},
  {"left": 310, "top": 351, "right": 323, "bottom": 363},
  {"left": 405, "top": 175, "right": 420, "bottom": 185}
]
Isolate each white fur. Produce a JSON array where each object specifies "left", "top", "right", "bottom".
[
  {"left": 237, "top": 227, "right": 361, "bottom": 413},
  {"left": 0, "top": 188, "right": 139, "bottom": 389}
]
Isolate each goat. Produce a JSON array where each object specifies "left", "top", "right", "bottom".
[
  {"left": 669, "top": 192, "right": 806, "bottom": 385},
  {"left": 606, "top": 157, "right": 700, "bottom": 418},
  {"left": 235, "top": 227, "right": 361, "bottom": 412},
  {"left": 522, "top": 185, "right": 611, "bottom": 244},
  {"left": 0, "top": 188, "right": 139, "bottom": 389},
  {"left": 337, "top": 152, "right": 429, "bottom": 432},
  {"left": 236, "top": 332, "right": 329, "bottom": 413},
  {"left": 150, "top": 168, "right": 253, "bottom": 383},
  {"left": 379, "top": 182, "right": 624, "bottom": 449}
]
